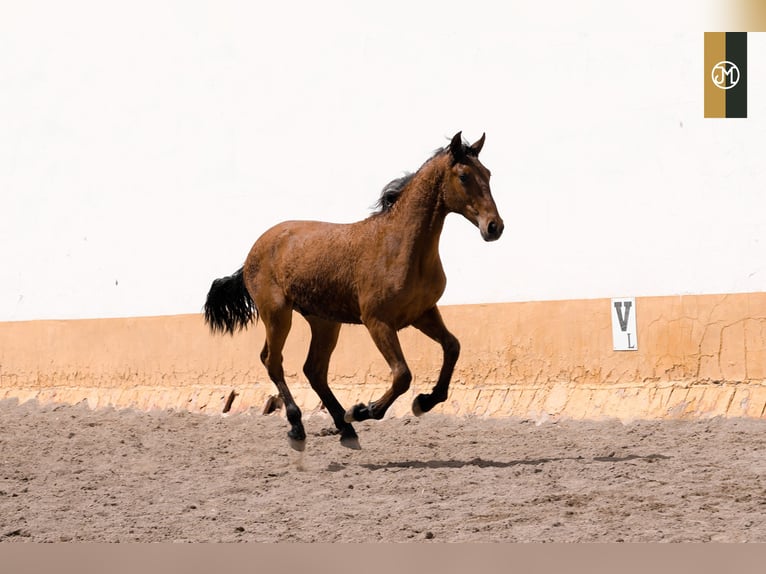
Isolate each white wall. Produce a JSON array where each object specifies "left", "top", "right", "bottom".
[{"left": 1, "top": 1, "right": 764, "bottom": 320}]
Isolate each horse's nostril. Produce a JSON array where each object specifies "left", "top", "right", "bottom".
[{"left": 488, "top": 220, "right": 498, "bottom": 236}]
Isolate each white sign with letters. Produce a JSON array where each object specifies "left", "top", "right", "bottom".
[{"left": 611, "top": 297, "right": 638, "bottom": 351}]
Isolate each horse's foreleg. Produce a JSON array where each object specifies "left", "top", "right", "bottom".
[
  {"left": 261, "top": 308, "right": 306, "bottom": 451},
  {"left": 411, "top": 306, "right": 460, "bottom": 416},
  {"left": 303, "top": 317, "right": 360, "bottom": 450},
  {"left": 345, "top": 318, "right": 411, "bottom": 423}
]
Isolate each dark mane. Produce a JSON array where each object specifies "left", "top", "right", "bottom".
[
  {"left": 373, "top": 173, "right": 415, "bottom": 213},
  {"left": 372, "top": 138, "right": 475, "bottom": 215}
]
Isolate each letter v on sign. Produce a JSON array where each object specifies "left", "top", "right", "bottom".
[
  {"left": 611, "top": 297, "right": 638, "bottom": 351},
  {"left": 614, "top": 301, "right": 631, "bottom": 331}
]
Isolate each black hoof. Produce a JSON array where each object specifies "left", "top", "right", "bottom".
[
  {"left": 289, "top": 436, "right": 306, "bottom": 452},
  {"left": 340, "top": 435, "right": 361, "bottom": 450},
  {"left": 288, "top": 426, "right": 306, "bottom": 451},
  {"left": 344, "top": 403, "right": 373, "bottom": 423},
  {"left": 413, "top": 393, "right": 431, "bottom": 416},
  {"left": 340, "top": 425, "right": 361, "bottom": 450},
  {"left": 413, "top": 392, "right": 448, "bottom": 416}
]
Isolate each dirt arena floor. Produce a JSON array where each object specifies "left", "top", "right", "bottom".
[{"left": 1, "top": 397, "right": 765, "bottom": 543}]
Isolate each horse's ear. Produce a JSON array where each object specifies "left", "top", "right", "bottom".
[
  {"left": 449, "top": 131, "right": 465, "bottom": 161},
  {"left": 470, "top": 133, "right": 486, "bottom": 156}
]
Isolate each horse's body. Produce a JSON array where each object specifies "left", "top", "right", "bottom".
[{"left": 205, "top": 132, "right": 503, "bottom": 450}]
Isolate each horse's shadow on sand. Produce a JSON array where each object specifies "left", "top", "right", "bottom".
[{"left": 352, "top": 453, "right": 670, "bottom": 472}]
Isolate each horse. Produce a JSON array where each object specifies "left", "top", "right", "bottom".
[{"left": 204, "top": 132, "right": 503, "bottom": 451}]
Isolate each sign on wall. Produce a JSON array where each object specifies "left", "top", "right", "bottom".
[
  {"left": 704, "top": 32, "right": 747, "bottom": 118},
  {"left": 611, "top": 297, "right": 638, "bottom": 351}
]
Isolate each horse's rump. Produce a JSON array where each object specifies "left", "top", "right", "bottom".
[{"left": 244, "top": 220, "right": 364, "bottom": 324}]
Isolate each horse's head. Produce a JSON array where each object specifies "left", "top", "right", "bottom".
[{"left": 443, "top": 132, "right": 504, "bottom": 242}]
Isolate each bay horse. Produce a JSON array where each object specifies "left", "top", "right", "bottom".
[{"left": 204, "top": 132, "right": 503, "bottom": 451}]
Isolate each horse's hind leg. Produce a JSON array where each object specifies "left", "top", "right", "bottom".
[
  {"left": 303, "top": 317, "right": 360, "bottom": 450},
  {"left": 411, "top": 306, "right": 460, "bottom": 415},
  {"left": 260, "top": 306, "right": 306, "bottom": 451},
  {"left": 345, "top": 318, "right": 411, "bottom": 423}
]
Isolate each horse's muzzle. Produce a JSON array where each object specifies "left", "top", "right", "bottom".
[{"left": 481, "top": 218, "right": 504, "bottom": 242}]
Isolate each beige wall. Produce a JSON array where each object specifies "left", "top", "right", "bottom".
[{"left": 1, "top": 292, "right": 765, "bottom": 420}]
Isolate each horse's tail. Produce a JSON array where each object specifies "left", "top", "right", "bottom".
[{"left": 204, "top": 267, "right": 257, "bottom": 335}]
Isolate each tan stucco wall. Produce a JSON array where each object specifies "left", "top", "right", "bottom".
[{"left": 1, "top": 292, "right": 764, "bottom": 420}]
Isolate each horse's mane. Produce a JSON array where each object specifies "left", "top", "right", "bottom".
[
  {"left": 372, "top": 138, "right": 476, "bottom": 214},
  {"left": 373, "top": 172, "right": 415, "bottom": 213}
]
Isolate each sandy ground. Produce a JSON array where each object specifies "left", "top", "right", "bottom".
[{"left": 1, "top": 397, "right": 765, "bottom": 543}]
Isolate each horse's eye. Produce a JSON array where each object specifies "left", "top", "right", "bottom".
[{"left": 459, "top": 173, "right": 470, "bottom": 184}]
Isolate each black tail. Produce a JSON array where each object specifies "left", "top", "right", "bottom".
[{"left": 204, "top": 267, "right": 257, "bottom": 335}]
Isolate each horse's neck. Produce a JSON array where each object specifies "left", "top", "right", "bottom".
[{"left": 388, "top": 166, "right": 447, "bottom": 263}]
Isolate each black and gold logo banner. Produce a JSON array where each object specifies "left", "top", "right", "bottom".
[{"left": 704, "top": 32, "right": 747, "bottom": 118}]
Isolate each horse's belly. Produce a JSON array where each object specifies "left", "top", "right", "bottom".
[
  {"left": 295, "top": 304, "right": 363, "bottom": 325},
  {"left": 287, "top": 281, "right": 363, "bottom": 325}
]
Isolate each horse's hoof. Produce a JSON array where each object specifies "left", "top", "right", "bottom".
[
  {"left": 344, "top": 403, "right": 371, "bottom": 423},
  {"left": 289, "top": 437, "right": 306, "bottom": 452},
  {"left": 412, "top": 395, "right": 425, "bottom": 417},
  {"left": 340, "top": 435, "right": 362, "bottom": 450}
]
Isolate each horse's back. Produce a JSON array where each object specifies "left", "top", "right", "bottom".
[{"left": 248, "top": 219, "right": 358, "bottom": 270}]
